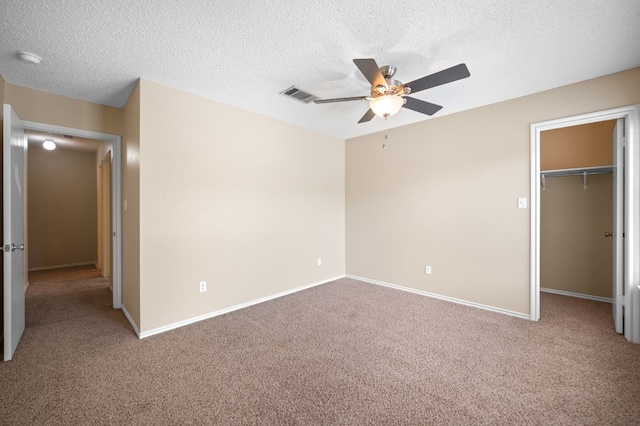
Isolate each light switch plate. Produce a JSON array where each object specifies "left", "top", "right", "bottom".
[{"left": 518, "top": 198, "right": 527, "bottom": 209}]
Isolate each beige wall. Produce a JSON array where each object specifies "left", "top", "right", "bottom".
[
  {"left": 2, "top": 78, "right": 346, "bottom": 336},
  {"left": 27, "top": 146, "right": 98, "bottom": 269},
  {"left": 0, "top": 73, "right": 5, "bottom": 107},
  {"left": 541, "top": 174, "right": 612, "bottom": 298},
  {"left": 122, "top": 81, "right": 141, "bottom": 328},
  {"left": 4, "top": 67, "right": 638, "bottom": 332},
  {"left": 541, "top": 120, "right": 615, "bottom": 170},
  {"left": 5, "top": 84, "right": 122, "bottom": 136},
  {"left": 137, "top": 79, "right": 345, "bottom": 332},
  {"left": 346, "top": 67, "right": 640, "bottom": 316},
  {"left": 1, "top": 74, "right": 5, "bottom": 325}
]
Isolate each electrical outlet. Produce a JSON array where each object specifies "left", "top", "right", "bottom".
[
  {"left": 317, "top": 258, "right": 322, "bottom": 266},
  {"left": 425, "top": 265, "right": 432, "bottom": 275},
  {"left": 199, "top": 281, "right": 206, "bottom": 293}
]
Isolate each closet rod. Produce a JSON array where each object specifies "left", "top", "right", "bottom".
[
  {"left": 540, "top": 165, "right": 613, "bottom": 178},
  {"left": 540, "top": 166, "right": 613, "bottom": 190}
]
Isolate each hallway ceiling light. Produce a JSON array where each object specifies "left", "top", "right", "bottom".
[{"left": 43, "top": 139, "right": 56, "bottom": 150}]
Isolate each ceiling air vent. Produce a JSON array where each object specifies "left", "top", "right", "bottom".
[{"left": 280, "top": 86, "right": 318, "bottom": 104}]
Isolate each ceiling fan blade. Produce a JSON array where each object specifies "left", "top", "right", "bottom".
[
  {"left": 404, "top": 63, "right": 470, "bottom": 94},
  {"left": 358, "top": 109, "right": 376, "bottom": 123},
  {"left": 353, "top": 59, "right": 387, "bottom": 89},
  {"left": 314, "top": 96, "right": 368, "bottom": 104},
  {"left": 403, "top": 97, "right": 443, "bottom": 116}
]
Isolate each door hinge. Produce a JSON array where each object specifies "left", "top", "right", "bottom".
[{"left": 617, "top": 137, "right": 625, "bottom": 148}]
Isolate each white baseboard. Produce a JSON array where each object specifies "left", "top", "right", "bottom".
[
  {"left": 120, "top": 304, "right": 141, "bottom": 337},
  {"left": 346, "top": 274, "right": 530, "bottom": 320},
  {"left": 28, "top": 261, "right": 97, "bottom": 272},
  {"left": 540, "top": 287, "right": 613, "bottom": 303},
  {"left": 138, "top": 275, "right": 346, "bottom": 339}
]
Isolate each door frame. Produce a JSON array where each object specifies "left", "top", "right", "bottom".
[
  {"left": 98, "top": 152, "right": 112, "bottom": 280},
  {"left": 530, "top": 104, "right": 640, "bottom": 343},
  {"left": 22, "top": 120, "right": 122, "bottom": 309}
]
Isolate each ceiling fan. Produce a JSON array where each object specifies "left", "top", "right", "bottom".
[{"left": 314, "top": 58, "right": 470, "bottom": 123}]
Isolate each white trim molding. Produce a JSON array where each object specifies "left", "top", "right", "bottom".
[
  {"left": 28, "top": 261, "right": 97, "bottom": 272},
  {"left": 540, "top": 288, "right": 613, "bottom": 304},
  {"left": 530, "top": 104, "right": 640, "bottom": 344},
  {"left": 138, "top": 275, "right": 346, "bottom": 339},
  {"left": 121, "top": 304, "right": 141, "bottom": 337},
  {"left": 347, "top": 274, "right": 530, "bottom": 320}
]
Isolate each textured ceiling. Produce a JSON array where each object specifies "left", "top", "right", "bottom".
[{"left": 1, "top": 0, "right": 639, "bottom": 140}]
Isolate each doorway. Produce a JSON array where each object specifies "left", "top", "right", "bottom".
[
  {"left": 530, "top": 105, "right": 640, "bottom": 344},
  {"left": 26, "top": 131, "right": 113, "bottom": 287},
  {"left": 539, "top": 121, "right": 615, "bottom": 303},
  {"left": 21, "top": 121, "right": 122, "bottom": 309}
]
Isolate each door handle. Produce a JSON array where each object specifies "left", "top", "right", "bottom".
[
  {"left": 4, "top": 243, "right": 25, "bottom": 252},
  {"left": 604, "top": 232, "right": 614, "bottom": 238}
]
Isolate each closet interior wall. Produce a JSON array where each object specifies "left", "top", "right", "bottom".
[{"left": 540, "top": 120, "right": 616, "bottom": 300}]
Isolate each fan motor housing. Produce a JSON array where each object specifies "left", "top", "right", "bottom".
[
  {"left": 372, "top": 78, "right": 408, "bottom": 97},
  {"left": 380, "top": 65, "right": 397, "bottom": 79}
]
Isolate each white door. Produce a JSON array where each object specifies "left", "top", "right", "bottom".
[
  {"left": 3, "top": 104, "right": 27, "bottom": 361},
  {"left": 612, "top": 119, "right": 625, "bottom": 334}
]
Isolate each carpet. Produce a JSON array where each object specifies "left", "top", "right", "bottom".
[{"left": 1, "top": 267, "right": 639, "bottom": 425}]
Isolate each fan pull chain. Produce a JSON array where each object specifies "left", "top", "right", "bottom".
[{"left": 383, "top": 115, "right": 388, "bottom": 149}]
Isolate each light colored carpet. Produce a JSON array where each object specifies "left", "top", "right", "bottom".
[{"left": 1, "top": 266, "right": 639, "bottom": 425}]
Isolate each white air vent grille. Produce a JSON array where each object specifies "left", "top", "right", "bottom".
[{"left": 280, "top": 86, "right": 318, "bottom": 104}]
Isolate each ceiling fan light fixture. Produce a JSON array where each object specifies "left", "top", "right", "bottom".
[
  {"left": 315, "top": 59, "right": 469, "bottom": 124},
  {"left": 370, "top": 95, "right": 404, "bottom": 117}
]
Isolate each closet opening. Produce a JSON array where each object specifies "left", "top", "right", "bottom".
[
  {"left": 539, "top": 121, "right": 617, "bottom": 332},
  {"left": 530, "top": 104, "right": 640, "bottom": 344}
]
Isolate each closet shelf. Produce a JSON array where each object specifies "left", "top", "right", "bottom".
[
  {"left": 540, "top": 166, "right": 613, "bottom": 190},
  {"left": 540, "top": 165, "right": 613, "bottom": 177}
]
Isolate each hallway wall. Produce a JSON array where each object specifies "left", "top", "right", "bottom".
[{"left": 27, "top": 145, "right": 98, "bottom": 270}]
